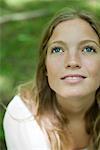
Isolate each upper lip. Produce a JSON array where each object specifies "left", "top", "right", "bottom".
[{"left": 61, "top": 74, "right": 86, "bottom": 80}]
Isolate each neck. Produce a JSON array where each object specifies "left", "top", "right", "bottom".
[
  {"left": 56, "top": 94, "right": 95, "bottom": 149},
  {"left": 56, "top": 93, "right": 95, "bottom": 121}
]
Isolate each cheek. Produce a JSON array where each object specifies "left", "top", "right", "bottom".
[
  {"left": 84, "top": 58, "right": 100, "bottom": 80},
  {"left": 46, "top": 56, "right": 64, "bottom": 76}
]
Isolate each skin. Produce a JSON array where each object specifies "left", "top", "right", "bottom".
[{"left": 45, "top": 18, "right": 100, "bottom": 149}]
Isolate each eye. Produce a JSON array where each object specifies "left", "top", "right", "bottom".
[
  {"left": 51, "top": 46, "right": 64, "bottom": 53},
  {"left": 82, "top": 46, "right": 96, "bottom": 53}
]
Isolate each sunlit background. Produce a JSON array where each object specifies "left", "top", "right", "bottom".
[{"left": 0, "top": 0, "right": 100, "bottom": 149}]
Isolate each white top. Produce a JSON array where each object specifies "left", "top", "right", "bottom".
[
  {"left": 3, "top": 95, "right": 50, "bottom": 150},
  {"left": 3, "top": 95, "right": 88, "bottom": 150}
]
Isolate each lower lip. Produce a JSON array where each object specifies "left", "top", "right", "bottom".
[{"left": 62, "top": 77, "right": 85, "bottom": 84}]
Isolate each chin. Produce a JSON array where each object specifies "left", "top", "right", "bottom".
[{"left": 57, "top": 88, "right": 93, "bottom": 99}]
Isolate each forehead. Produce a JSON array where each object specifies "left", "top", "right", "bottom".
[{"left": 49, "top": 18, "right": 99, "bottom": 44}]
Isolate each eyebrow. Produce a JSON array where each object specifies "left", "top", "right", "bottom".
[
  {"left": 48, "top": 41, "right": 66, "bottom": 47},
  {"left": 48, "top": 39, "right": 100, "bottom": 48},
  {"left": 79, "top": 40, "right": 100, "bottom": 47}
]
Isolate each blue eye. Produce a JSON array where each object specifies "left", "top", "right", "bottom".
[
  {"left": 51, "top": 47, "right": 63, "bottom": 53},
  {"left": 83, "top": 46, "right": 96, "bottom": 53}
]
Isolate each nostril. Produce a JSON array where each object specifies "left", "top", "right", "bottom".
[
  {"left": 64, "top": 57, "right": 81, "bottom": 69},
  {"left": 67, "top": 64, "right": 80, "bottom": 68}
]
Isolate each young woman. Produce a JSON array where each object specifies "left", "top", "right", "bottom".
[{"left": 3, "top": 8, "right": 100, "bottom": 150}]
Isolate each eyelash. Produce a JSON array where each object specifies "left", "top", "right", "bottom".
[
  {"left": 51, "top": 46, "right": 64, "bottom": 53},
  {"left": 50, "top": 45, "right": 97, "bottom": 54},
  {"left": 82, "top": 45, "right": 96, "bottom": 53}
]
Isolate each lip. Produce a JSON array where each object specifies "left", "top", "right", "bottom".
[
  {"left": 61, "top": 74, "right": 86, "bottom": 84},
  {"left": 61, "top": 74, "right": 86, "bottom": 79}
]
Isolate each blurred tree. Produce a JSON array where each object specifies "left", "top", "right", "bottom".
[{"left": 0, "top": 0, "right": 100, "bottom": 149}]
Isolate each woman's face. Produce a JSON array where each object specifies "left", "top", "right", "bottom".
[{"left": 46, "top": 18, "right": 100, "bottom": 99}]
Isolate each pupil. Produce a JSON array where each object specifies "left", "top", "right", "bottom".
[
  {"left": 86, "top": 47, "right": 92, "bottom": 52},
  {"left": 56, "top": 48, "right": 60, "bottom": 51},
  {"left": 55, "top": 47, "right": 60, "bottom": 52}
]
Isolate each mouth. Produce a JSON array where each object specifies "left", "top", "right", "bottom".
[
  {"left": 61, "top": 74, "right": 86, "bottom": 80},
  {"left": 60, "top": 74, "right": 86, "bottom": 83}
]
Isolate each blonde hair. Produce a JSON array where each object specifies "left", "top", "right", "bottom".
[{"left": 19, "top": 8, "right": 100, "bottom": 150}]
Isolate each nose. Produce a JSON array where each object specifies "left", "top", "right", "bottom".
[{"left": 64, "top": 51, "right": 81, "bottom": 69}]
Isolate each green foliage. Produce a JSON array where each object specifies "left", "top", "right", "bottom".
[{"left": 0, "top": 0, "right": 100, "bottom": 149}]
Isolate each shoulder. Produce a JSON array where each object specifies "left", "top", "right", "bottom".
[
  {"left": 5, "top": 95, "right": 33, "bottom": 120},
  {"left": 3, "top": 96, "right": 51, "bottom": 150}
]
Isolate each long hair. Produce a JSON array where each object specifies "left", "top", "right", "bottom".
[{"left": 20, "top": 8, "right": 100, "bottom": 150}]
